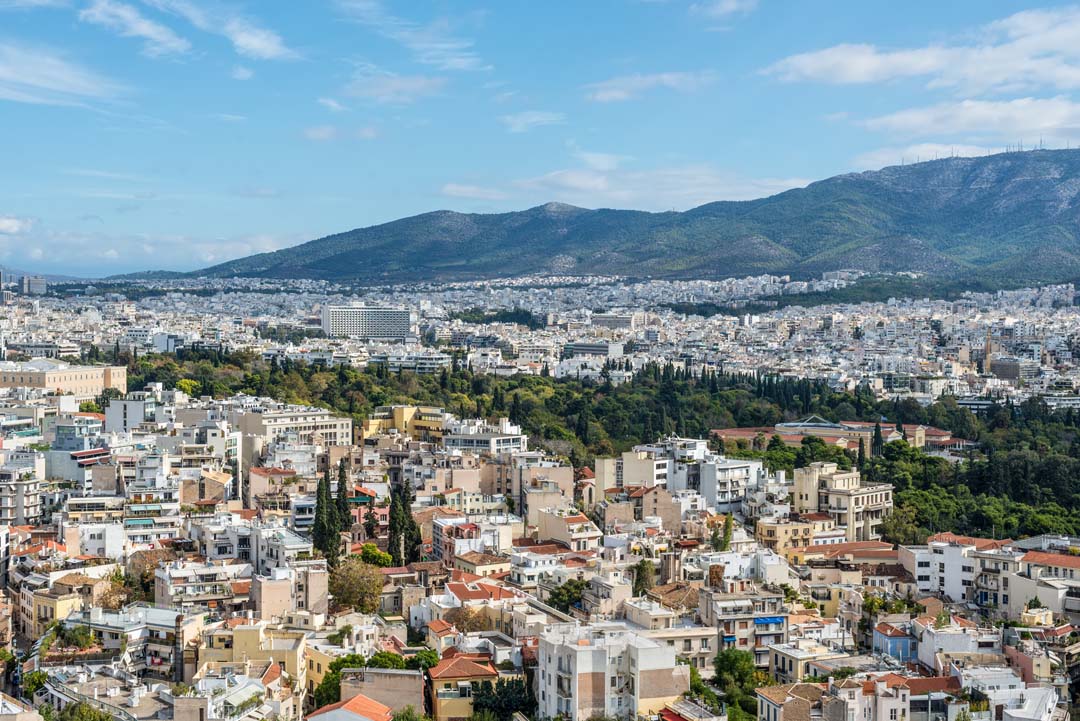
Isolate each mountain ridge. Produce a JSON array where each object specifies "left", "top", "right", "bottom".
[{"left": 168, "top": 149, "right": 1080, "bottom": 285}]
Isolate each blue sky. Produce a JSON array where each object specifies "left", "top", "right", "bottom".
[{"left": 1, "top": 0, "right": 1078, "bottom": 275}]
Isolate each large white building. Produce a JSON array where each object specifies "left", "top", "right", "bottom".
[
  {"left": 536, "top": 623, "right": 690, "bottom": 721},
  {"left": 320, "top": 305, "right": 412, "bottom": 340}
]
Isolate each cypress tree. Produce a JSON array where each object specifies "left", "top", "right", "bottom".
[
  {"left": 336, "top": 458, "right": 351, "bottom": 532},
  {"left": 312, "top": 475, "right": 329, "bottom": 556},
  {"left": 872, "top": 422, "right": 884, "bottom": 456}
]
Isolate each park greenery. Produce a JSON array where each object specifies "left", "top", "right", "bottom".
[{"left": 101, "top": 344, "right": 1080, "bottom": 543}]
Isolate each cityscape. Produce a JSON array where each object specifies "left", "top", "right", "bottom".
[{"left": 9, "top": 3, "right": 1080, "bottom": 721}]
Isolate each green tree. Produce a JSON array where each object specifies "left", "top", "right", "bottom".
[
  {"left": 22, "top": 670, "right": 47, "bottom": 698},
  {"left": 360, "top": 543, "right": 393, "bottom": 567},
  {"left": 471, "top": 678, "right": 536, "bottom": 719},
  {"left": 721, "top": 513, "right": 734, "bottom": 552},
  {"left": 57, "top": 703, "right": 113, "bottom": 721},
  {"left": 312, "top": 653, "right": 368, "bottom": 707},
  {"left": 328, "top": 557, "right": 384, "bottom": 612},
  {"left": 632, "top": 559, "right": 655, "bottom": 597},
  {"left": 405, "top": 648, "right": 440, "bottom": 671},
  {"left": 879, "top": 504, "right": 924, "bottom": 545},
  {"left": 709, "top": 523, "right": 722, "bottom": 551},
  {"left": 392, "top": 707, "right": 432, "bottom": 721},
  {"left": 176, "top": 378, "right": 200, "bottom": 396},
  {"left": 547, "top": 578, "right": 587, "bottom": 613},
  {"left": 363, "top": 504, "right": 379, "bottom": 539},
  {"left": 367, "top": 651, "right": 406, "bottom": 669},
  {"left": 336, "top": 458, "right": 352, "bottom": 532}
]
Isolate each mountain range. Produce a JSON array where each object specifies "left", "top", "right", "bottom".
[{"left": 182, "top": 149, "right": 1080, "bottom": 285}]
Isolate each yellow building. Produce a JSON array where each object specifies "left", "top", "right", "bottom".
[
  {"left": 453, "top": 551, "right": 511, "bottom": 578},
  {"left": 31, "top": 590, "right": 84, "bottom": 638},
  {"left": 200, "top": 621, "right": 308, "bottom": 699},
  {"left": 755, "top": 515, "right": 836, "bottom": 560},
  {"left": 426, "top": 655, "right": 498, "bottom": 721},
  {"left": 0, "top": 359, "right": 126, "bottom": 401},
  {"left": 361, "top": 406, "right": 448, "bottom": 441}
]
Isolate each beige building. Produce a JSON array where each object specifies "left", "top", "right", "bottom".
[
  {"left": 0, "top": 359, "right": 126, "bottom": 401},
  {"left": 536, "top": 623, "right": 690, "bottom": 721},
  {"left": 768, "top": 638, "right": 846, "bottom": 684},
  {"left": 251, "top": 563, "right": 329, "bottom": 620},
  {"left": 756, "top": 514, "right": 837, "bottom": 559},
  {"left": 793, "top": 463, "right": 893, "bottom": 542},
  {"left": 453, "top": 551, "right": 511, "bottom": 578},
  {"left": 536, "top": 508, "right": 602, "bottom": 552}
]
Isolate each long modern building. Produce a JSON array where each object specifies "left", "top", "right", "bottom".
[{"left": 320, "top": 305, "right": 412, "bottom": 340}]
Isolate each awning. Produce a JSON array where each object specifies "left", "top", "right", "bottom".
[
  {"left": 755, "top": 616, "right": 784, "bottom": 625},
  {"left": 125, "top": 519, "right": 154, "bottom": 527},
  {"left": 127, "top": 504, "right": 162, "bottom": 512}
]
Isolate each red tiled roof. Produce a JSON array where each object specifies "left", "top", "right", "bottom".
[
  {"left": 1021, "top": 550, "right": 1080, "bottom": 569},
  {"left": 427, "top": 655, "right": 498, "bottom": 681},
  {"left": 305, "top": 692, "right": 392, "bottom": 721},
  {"left": 905, "top": 676, "right": 961, "bottom": 694},
  {"left": 261, "top": 661, "right": 282, "bottom": 686},
  {"left": 875, "top": 623, "right": 910, "bottom": 638},
  {"left": 928, "top": 532, "right": 1012, "bottom": 550},
  {"left": 250, "top": 467, "right": 294, "bottom": 477}
]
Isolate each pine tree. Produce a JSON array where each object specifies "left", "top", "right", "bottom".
[{"left": 336, "top": 458, "right": 351, "bottom": 532}]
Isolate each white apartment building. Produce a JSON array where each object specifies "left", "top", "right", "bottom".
[
  {"left": 536, "top": 623, "right": 690, "bottom": 721},
  {"left": 596, "top": 437, "right": 764, "bottom": 512},
  {"left": 236, "top": 405, "right": 353, "bottom": 446},
  {"left": 442, "top": 417, "right": 528, "bottom": 455},
  {"left": 321, "top": 305, "right": 412, "bottom": 340}
]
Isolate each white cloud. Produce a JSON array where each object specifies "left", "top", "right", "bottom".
[
  {"left": 764, "top": 7, "right": 1080, "bottom": 95},
  {"left": 864, "top": 97, "right": 1080, "bottom": 139},
  {"left": 303, "top": 125, "right": 338, "bottom": 141},
  {"left": 80, "top": 0, "right": 190, "bottom": 57},
  {"left": 441, "top": 183, "right": 507, "bottom": 200},
  {"left": 63, "top": 168, "right": 144, "bottom": 181},
  {"left": 576, "top": 150, "right": 629, "bottom": 172},
  {"left": 344, "top": 64, "right": 446, "bottom": 104},
  {"left": 143, "top": 0, "right": 297, "bottom": 60},
  {"left": 223, "top": 17, "right": 295, "bottom": 60},
  {"left": 584, "top": 71, "right": 714, "bottom": 102},
  {"left": 230, "top": 65, "right": 253, "bottom": 80},
  {"left": 852, "top": 143, "right": 992, "bottom": 170},
  {"left": 0, "top": 42, "right": 122, "bottom": 106},
  {"left": 499, "top": 110, "right": 566, "bottom": 133},
  {"left": 318, "top": 97, "right": 346, "bottom": 112},
  {"left": 213, "top": 113, "right": 245, "bottom": 122},
  {"left": 336, "top": 0, "right": 489, "bottom": 71},
  {"left": 356, "top": 126, "right": 378, "bottom": 140},
  {"left": 0, "top": 0, "right": 68, "bottom": 7},
  {"left": 0, "top": 216, "right": 32, "bottom": 234},
  {"left": 4, "top": 226, "right": 307, "bottom": 275},
  {"left": 691, "top": 0, "right": 757, "bottom": 17},
  {"left": 515, "top": 161, "right": 807, "bottom": 209}
]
